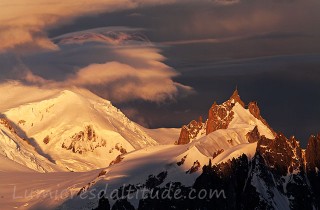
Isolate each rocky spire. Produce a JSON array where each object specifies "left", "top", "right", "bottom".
[
  {"left": 248, "top": 101, "right": 276, "bottom": 136},
  {"left": 306, "top": 133, "right": 320, "bottom": 173},
  {"left": 229, "top": 87, "right": 245, "bottom": 107}
]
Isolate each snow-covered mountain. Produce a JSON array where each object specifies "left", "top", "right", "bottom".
[
  {"left": 177, "top": 89, "right": 275, "bottom": 156},
  {"left": 1, "top": 84, "right": 320, "bottom": 210},
  {"left": 0, "top": 82, "right": 157, "bottom": 172},
  {"left": 59, "top": 90, "right": 320, "bottom": 210}
]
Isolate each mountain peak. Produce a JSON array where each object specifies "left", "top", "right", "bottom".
[
  {"left": 177, "top": 89, "right": 275, "bottom": 145},
  {"left": 229, "top": 88, "right": 245, "bottom": 107},
  {"left": 1, "top": 85, "right": 158, "bottom": 171}
]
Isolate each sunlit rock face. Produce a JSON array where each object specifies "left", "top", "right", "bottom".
[
  {"left": 206, "top": 101, "right": 234, "bottom": 135},
  {"left": 248, "top": 101, "right": 276, "bottom": 136},
  {"left": 306, "top": 133, "right": 320, "bottom": 173},
  {"left": 168, "top": 90, "right": 320, "bottom": 209},
  {"left": 177, "top": 89, "right": 260, "bottom": 145},
  {"left": 177, "top": 116, "right": 204, "bottom": 145},
  {"left": 177, "top": 90, "right": 242, "bottom": 145},
  {"left": 246, "top": 126, "right": 260, "bottom": 143},
  {"left": 306, "top": 133, "right": 320, "bottom": 208},
  {"left": 206, "top": 90, "right": 245, "bottom": 135},
  {"left": 256, "top": 133, "right": 304, "bottom": 175}
]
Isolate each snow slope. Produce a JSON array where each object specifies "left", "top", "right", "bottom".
[
  {"left": 0, "top": 169, "right": 99, "bottom": 210},
  {"left": 0, "top": 154, "right": 34, "bottom": 172},
  {"left": 142, "top": 127, "right": 181, "bottom": 145},
  {"left": 211, "top": 142, "right": 258, "bottom": 164},
  {"left": 59, "top": 144, "right": 208, "bottom": 209},
  {"left": 0, "top": 82, "right": 157, "bottom": 172},
  {"left": 60, "top": 140, "right": 262, "bottom": 209},
  {"left": 0, "top": 119, "right": 58, "bottom": 172}
]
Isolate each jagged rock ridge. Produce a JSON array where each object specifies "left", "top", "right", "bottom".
[
  {"left": 178, "top": 89, "right": 273, "bottom": 145},
  {"left": 92, "top": 131, "right": 320, "bottom": 210}
]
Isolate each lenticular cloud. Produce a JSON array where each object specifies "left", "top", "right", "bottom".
[{"left": 23, "top": 28, "right": 193, "bottom": 103}]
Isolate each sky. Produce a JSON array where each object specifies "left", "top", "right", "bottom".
[{"left": 0, "top": 0, "right": 320, "bottom": 147}]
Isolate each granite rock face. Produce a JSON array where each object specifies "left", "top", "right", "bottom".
[
  {"left": 177, "top": 90, "right": 246, "bottom": 145},
  {"left": 306, "top": 133, "right": 320, "bottom": 173},
  {"left": 256, "top": 133, "right": 303, "bottom": 176},
  {"left": 246, "top": 126, "right": 260, "bottom": 143},
  {"left": 177, "top": 116, "right": 204, "bottom": 145},
  {"left": 248, "top": 101, "right": 276, "bottom": 136}
]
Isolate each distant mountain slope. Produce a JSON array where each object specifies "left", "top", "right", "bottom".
[{"left": 0, "top": 82, "right": 157, "bottom": 172}]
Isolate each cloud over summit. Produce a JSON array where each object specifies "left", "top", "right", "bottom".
[
  {"left": 0, "top": 1, "right": 195, "bottom": 103},
  {"left": 19, "top": 28, "right": 193, "bottom": 102}
]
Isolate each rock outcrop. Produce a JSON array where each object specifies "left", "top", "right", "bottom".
[
  {"left": 177, "top": 116, "right": 204, "bottom": 145},
  {"left": 246, "top": 126, "right": 260, "bottom": 143},
  {"left": 256, "top": 133, "right": 303, "bottom": 175},
  {"left": 62, "top": 125, "right": 107, "bottom": 154},
  {"left": 206, "top": 89, "right": 245, "bottom": 135},
  {"left": 206, "top": 101, "right": 234, "bottom": 135},
  {"left": 306, "top": 133, "right": 320, "bottom": 173},
  {"left": 306, "top": 133, "right": 320, "bottom": 208},
  {"left": 0, "top": 118, "right": 17, "bottom": 134},
  {"left": 248, "top": 101, "right": 276, "bottom": 136},
  {"left": 177, "top": 89, "right": 247, "bottom": 144}
]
